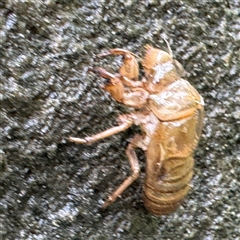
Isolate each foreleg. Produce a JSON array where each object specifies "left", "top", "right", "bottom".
[
  {"left": 97, "top": 48, "right": 139, "bottom": 81},
  {"left": 89, "top": 67, "right": 148, "bottom": 108}
]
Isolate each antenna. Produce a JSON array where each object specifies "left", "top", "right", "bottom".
[{"left": 163, "top": 38, "right": 173, "bottom": 58}]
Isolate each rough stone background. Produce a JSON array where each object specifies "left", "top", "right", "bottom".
[{"left": 1, "top": 0, "right": 239, "bottom": 239}]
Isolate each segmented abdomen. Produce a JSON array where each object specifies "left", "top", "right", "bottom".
[
  {"left": 143, "top": 155, "right": 194, "bottom": 215},
  {"left": 142, "top": 107, "right": 203, "bottom": 215}
]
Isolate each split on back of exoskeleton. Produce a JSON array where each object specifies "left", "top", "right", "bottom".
[{"left": 69, "top": 41, "right": 204, "bottom": 215}]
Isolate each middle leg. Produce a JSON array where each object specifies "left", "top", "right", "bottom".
[{"left": 69, "top": 116, "right": 133, "bottom": 145}]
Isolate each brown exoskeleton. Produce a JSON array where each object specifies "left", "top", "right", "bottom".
[{"left": 69, "top": 42, "right": 204, "bottom": 215}]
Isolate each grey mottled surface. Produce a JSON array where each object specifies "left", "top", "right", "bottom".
[{"left": 1, "top": 0, "right": 240, "bottom": 239}]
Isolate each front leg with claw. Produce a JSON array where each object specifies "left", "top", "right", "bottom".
[{"left": 89, "top": 67, "right": 149, "bottom": 108}]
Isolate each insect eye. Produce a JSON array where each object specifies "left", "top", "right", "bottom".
[{"left": 104, "top": 79, "right": 111, "bottom": 85}]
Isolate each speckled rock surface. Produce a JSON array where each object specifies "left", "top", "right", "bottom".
[{"left": 1, "top": 0, "right": 239, "bottom": 239}]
